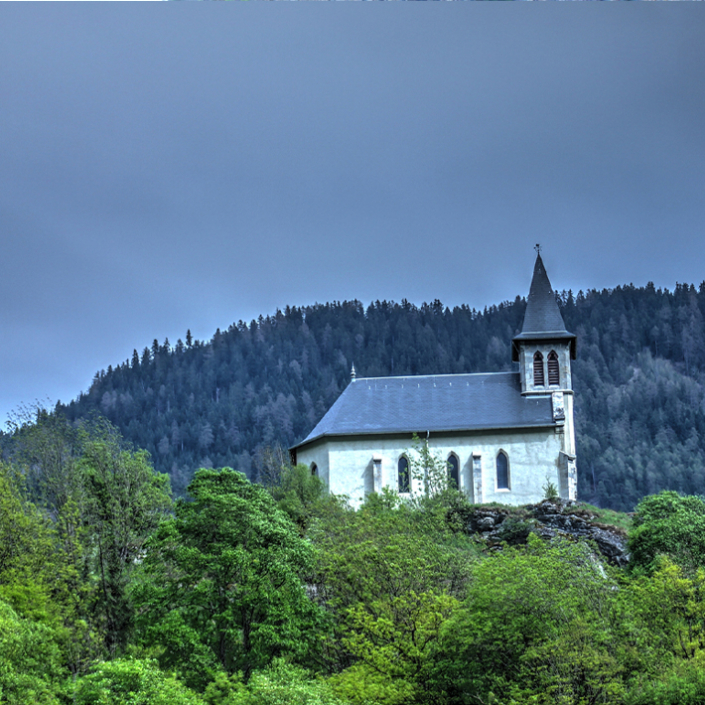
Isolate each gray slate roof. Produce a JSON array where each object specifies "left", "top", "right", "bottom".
[
  {"left": 294, "top": 372, "right": 555, "bottom": 448},
  {"left": 512, "top": 254, "right": 576, "bottom": 360}
]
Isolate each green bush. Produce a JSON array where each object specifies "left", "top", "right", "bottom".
[
  {"left": 625, "top": 655, "right": 705, "bottom": 705},
  {"left": 496, "top": 516, "right": 533, "bottom": 544},
  {"left": 629, "top": 491, "right": 705, "bottom": 574},
  {"left": 73, "top": 658, "right": 204, "bottom": 705},
  {"left": 204, "top": 661, "right": 348, "bottom": 705},
  {"left": 0, "top": 600, "right": 64, "bottom": 705},
  {"left": 435, "top": 535, "right": 622, "bottom": 704}
]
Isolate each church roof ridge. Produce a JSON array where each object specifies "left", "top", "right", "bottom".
[
  {"left": 351, "top": 371, "right": 515, "bottom": 383},
  {"left": 293, "top": 369, "right": 555, "bottom": 449}
]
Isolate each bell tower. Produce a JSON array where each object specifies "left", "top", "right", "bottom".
[
  {"left": 512, "top": 249, "right": 578, "bottom": 500},
  {"left": 512, "top": 250, "right": 576, "bottom": 394}
]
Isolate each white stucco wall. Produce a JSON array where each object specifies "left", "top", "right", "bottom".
[{"left": 296, "top": 426, "right": 569, "bottom": 508}]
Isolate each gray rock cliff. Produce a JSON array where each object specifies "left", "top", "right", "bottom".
[{"left": 462, "top": 499, "right": 629, "bottom": 567}]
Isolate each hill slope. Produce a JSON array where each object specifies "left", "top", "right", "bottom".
[{"left": 59, "top": 282, "right": 705, "bottom": 511}]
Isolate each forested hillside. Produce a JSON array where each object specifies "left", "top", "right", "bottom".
[
  {"left": 58, "top": 281, "right": 705, "bottom": 511},
  {"left": 8, "top": 438, "right": 705, "bottom": 704}
]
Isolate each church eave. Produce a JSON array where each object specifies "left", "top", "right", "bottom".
[
  {"left": 291, "top": 420, "right": 558, "bottom": 453},
  {"left": 511, "top": 331, "right": 577, "bottom": 361}
]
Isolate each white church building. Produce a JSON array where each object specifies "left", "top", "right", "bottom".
[{"left": 291, "top": 254, "right": 578, "bottom": 507}]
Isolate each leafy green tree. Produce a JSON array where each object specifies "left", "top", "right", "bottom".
[
  {"left": 625, "top": 654, "right": 705, "bottom": 705},
  {"left": 621, "top": 558, "right": 705, "bottom": 663},
  {"left": 52, "top": 495, "right": 104, "bottom": 677},
  {"left": 268, "top": 463, "right": 328, "bottom": 535},
  {"left": 133, "top": 469, "right": 320, "bottom": 690},
  {"left": 629, "top": 491, "right": 705, "bottom": 575},
  {"left": 329, "top": 663, "right": 416, "bottom": 705},
  {"left": 407, "top": 434, "right": 453, "bottom": 500},
  {"left": 80, "top": 439, "right": 172, "bottom": 656},
  {"left": 312, "top": 491, "right": 475, "bottom": 683},
  {"left": 436, "top": 535, "right": 622, "bottom": 704},
  {"left": 314, "top": 491, "right": 474, "bottom": 609},
  {"left": 204, "top": 660, "right": 349, "bottom": 705},
  {"left": 0, "top": 458, "right": 104, "bottom": 676},
  {"left": 2, "top": 405, "right": 84, "bottom": 516},
  {"left": 0, "top": 599, "right": 65, "bottom": 705},
  {"left": 1, "top": 415, "right": 164, "bottom": 672},
  {"left": 73, "top": 658, "right": 205, "bottom": 705},
  {"left": 331, "top": 591, "right": 459, "bottom": 705},
  {"left": 0, "top": 462, "right": 56, "bottom": 620}
]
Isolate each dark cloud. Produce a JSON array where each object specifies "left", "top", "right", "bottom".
[{"left": 1, "top": 6, "right": 704, "bottom": 421}]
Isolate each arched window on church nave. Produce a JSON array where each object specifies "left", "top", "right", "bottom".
[
  {"left": 310, "top": 462, "right": 318, "bottom": 477},
  {"left": 533, "top": 351, "right": 544, "bottom": 387},
  {"left": 398, "top": 456, "right": 410, "bottom": 493},
  {"left": 547, "top": 350, "right": 560, "bottom": 387},
  {"left": 447, "top": 453, "right": 459, "bottom": 490},
  {"left": 496, "top": 451, "right": 509, "bottom": 490}
]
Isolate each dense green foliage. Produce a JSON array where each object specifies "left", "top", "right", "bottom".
[
  {"left": 81, "top": 440, "right": 172, "bottom": 656},
  {"left": 0, "top": 599, "right": 65, "bottom": 705},
  {"left": 73, "top": 659, "right": 205, "bottom": 705},
  {"left": 52, "top": 282, "right": 705, "bottom": 510},
  {"left": 437, "top": 535, "right": 623, "bottom": 704},
  {"left": 132, "top": 469, "right": 320, "bottom": 689},
  {"left": 629, "top": 491, "right": 705, "bottom": 575},
  {"left": 2, "top": 409, "right": 705, "bottom": 705}
]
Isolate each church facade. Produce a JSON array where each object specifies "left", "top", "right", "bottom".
[{"left": 291, "top": 254, "right": 578, "bottom": 507}]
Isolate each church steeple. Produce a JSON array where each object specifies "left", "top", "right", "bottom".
[
  {"left": 512, "top": 253, "right": 576, "bottom": 363},
  {"left": 512, "top": 253, "right": 576, "bottom": 394},
  {"left": 521, "top": 254, "right": 570, "bottom": 336},
  {"left": 510, "top": 250, "right": 578, "bottom": 500}
]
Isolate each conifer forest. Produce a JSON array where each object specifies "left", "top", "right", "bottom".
[
  {"left": 4, "top": 281, "right": 705, "bottom": 703},
  {"left": 58, "top": 281, "right": 705, "bottom": 511}
]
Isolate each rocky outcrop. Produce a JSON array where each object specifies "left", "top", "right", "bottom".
[{"left": 462, "top": 500, "right": 630, "bottom": 567}]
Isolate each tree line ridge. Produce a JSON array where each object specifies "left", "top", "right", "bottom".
[{"left": 53, "top": 280, "right": 705, "bottom": 511}]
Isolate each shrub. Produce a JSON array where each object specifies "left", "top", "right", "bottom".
[{"left": 73, "top": 658, "right": 204, "bottom": 705}]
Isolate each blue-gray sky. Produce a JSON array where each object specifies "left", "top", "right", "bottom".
[{"left": 1, "top": 6, "right": 704, "bottom": 424}]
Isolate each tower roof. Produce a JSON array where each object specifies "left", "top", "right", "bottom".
[{"left": 512, "top": 253, "right": 576, "bottom": 360}]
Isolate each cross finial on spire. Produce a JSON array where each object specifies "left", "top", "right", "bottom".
[
  {"left": 535, "top": 243, "right": 541, "bottom": 255},
  {"left": 351, "top": 363, "right": 356, "bottom": 380}
]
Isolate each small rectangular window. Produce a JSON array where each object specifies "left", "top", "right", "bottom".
[{"left": 373, "top": 457, "right": 382, "bottom": 493}]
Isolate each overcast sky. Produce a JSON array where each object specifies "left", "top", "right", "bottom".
[{"left": 1, "top": 6, "right": 704, "bottom": 425}]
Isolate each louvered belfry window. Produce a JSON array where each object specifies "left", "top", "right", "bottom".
[
  {"left": 533, "top": 351, "right": 545, "bottom": 386},
  {"left": 548, "top": 351, "right": 560, "bottom": 386}
]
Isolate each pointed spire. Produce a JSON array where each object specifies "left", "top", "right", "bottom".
[
  {"left": 521, "top": 253, "right": 568, "bottom": 335},
  {"left": 512, "top": 251, "right": 576, "bottom": 361},
  {"left": 350, "top": 363, "right": 356, "bottom": 381}
]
